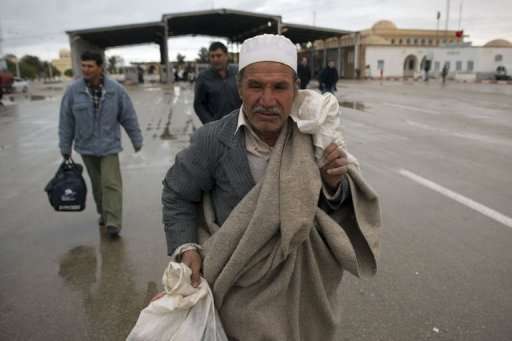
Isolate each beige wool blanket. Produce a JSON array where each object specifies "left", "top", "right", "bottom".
[{"left": 199, "top": 123, "right": 381, "bottom": 341}]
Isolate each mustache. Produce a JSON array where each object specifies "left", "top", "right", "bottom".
[{"left": 251, "top": 106, "right": 282, "bottom": 115}]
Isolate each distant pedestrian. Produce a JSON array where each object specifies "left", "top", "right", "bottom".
[
  {"left": 193, "top": 41, "right": 241, "bottom": 124},
  {"left": 441, "top": 63, "right": 449, "bottom": 85},
  {"left": 365, "top": 64, "right": 372, "bottom": 79},
  {"left": 423, "top": 60, "right": 431, "bottom": 82},
  {"left": 137, "top": 65, "right": 144, "bottom": 84},
  {"left": 58, "top": 51, "right": 143, "bottom": 237},
  {"left": 297, "top": 57, "right": 311, "bottom": 89},
  {"left": 319, "top": 60, "right": 339, "bottom": 94}
]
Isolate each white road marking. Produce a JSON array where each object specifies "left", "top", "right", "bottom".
[
  {"left": 384, "top": 102, "right": 440, "bottom": 115},
  {"left": 399, "top": 169, "right": 512, "bottom": 229}
]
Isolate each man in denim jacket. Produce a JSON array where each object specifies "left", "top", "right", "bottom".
[{"left": 58, "top": 51, "right": 143, "bottom": 237}]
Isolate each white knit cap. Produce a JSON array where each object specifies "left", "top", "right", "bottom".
[{"left": 239, "top": 34, "right": 297, "bottom": 72}]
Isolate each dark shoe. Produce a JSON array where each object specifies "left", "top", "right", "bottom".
[
  {"left": 98, "top": 217, "right": 106, "bottom": 226},
  {"left": 106, "top": 225, "right": 120, "bottom": 238}
]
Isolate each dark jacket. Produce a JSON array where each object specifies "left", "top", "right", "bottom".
[
  {"left": 161, "top": 111, "right": 350, "bottom": 256},
  {"left": 297, "top": 63, "right": 311, "bottom": 89},
  {"left": 319, "top": 66, "right": 339, "bottom": 89},
  {"left": 193, "top": 65, "right": 241, "bottom": 124}
]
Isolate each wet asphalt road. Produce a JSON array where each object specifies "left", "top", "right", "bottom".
[{"left": 1, "top": 79, "right": 511, "bottom": 340}]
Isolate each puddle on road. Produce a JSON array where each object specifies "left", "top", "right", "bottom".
[
  {"left": 339, "top": 101, "right": 367, "bottom": 112},
  {"left": 30, "top": 95, "right": 55, "bottom": 101}
]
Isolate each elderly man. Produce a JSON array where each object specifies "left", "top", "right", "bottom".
[
  {"left": 193, "top": 41, "right": 242, "bottom": 124},
  {"left": 162, "top": 34, "right": 380, "bottom": 340}
]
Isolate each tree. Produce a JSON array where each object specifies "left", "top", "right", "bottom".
[
  {"left": 64, "top": 69, "right": 73, "bottom": 78},
  {"left": 42, "top": 61, "right": 60, "bottom": 78},
  {"left": 107, "top": 55, "right": 124, "bottom": 74},
  {"left": 196, "top": 47, "right": 209, "bottom": 63},
  {"left": 176, "top": 53, "right": 186, "bottom": 65},
  {"left": 108, "top": 56, "right": 117, "bottom": 74},
  {"left": 19, "top": 55, "right": 43, "bottom": 80}
]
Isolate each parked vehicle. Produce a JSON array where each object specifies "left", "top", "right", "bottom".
[
  {"left": 495, "top": 66, "right": 510, "bottom": 81},
  {"left": 0, "top": 69, "right": 14, "bottom": 93},
  {"left": 12, "top": 77, "right": 30, "bottom": 93}
]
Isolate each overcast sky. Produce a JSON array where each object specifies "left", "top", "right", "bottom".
[{"left": 1, "top": 0, "right": 511, "bottom": 63}]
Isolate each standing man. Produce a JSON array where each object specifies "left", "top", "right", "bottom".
[
  {"left": 59, "top": 51, "right": 143, "bottom": 237},
  {"left": 319, "top": 60, "right": 339, "bottom": 93},
  {"left": 441, "top": 62, "right": 449, "bottom": 85},
  {"left": 193, "top": 42, "right": 241, "bottom": 124},
  {"left": 297, "top": 56, "right": 311, "bottom": 89},
  {"left": 162, "top": 34, "right": 380, "bottom": 340}
]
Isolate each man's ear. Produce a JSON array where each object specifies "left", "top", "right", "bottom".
[{"left": 238, "top": 85, "right": 243, "bottom": 99}]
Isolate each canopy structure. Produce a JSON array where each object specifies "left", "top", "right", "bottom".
[{"left": 67, "top": 8, "right": 352, "bottom": 81}]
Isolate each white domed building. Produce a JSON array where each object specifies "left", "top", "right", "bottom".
[{"left": 305, "top": 20, "right": 512, "bottom": 81}]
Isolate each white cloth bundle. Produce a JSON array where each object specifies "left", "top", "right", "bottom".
[
  {"left": 290, "top": 89, "right": 359, "bottom": 168},
  {"left": 126, "top": 262, "right": 227, "bottom": 341}
]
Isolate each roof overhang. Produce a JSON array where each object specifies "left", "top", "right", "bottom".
[
  {"left": 282, "top": 23, "right": 351, "bottom": 44},
  {"left": 67, "top": 21, "right": 165, "bottom": 49},
  {"left": 163, "top": 9, "right": 281, "bottom": 43},
  {"left": 66, "top": 9, "right": 352, "bottom": 49}
]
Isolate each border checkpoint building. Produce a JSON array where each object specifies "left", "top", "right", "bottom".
[{"left": 66, "top": 9, "right": 512, "bottom": 83}]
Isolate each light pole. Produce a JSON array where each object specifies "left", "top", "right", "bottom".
[{"left": 15, "top": 57, "right": 20, "bottom": 78}]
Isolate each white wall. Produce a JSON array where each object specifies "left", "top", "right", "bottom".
[
  {"left": 365, "top": 45, "right": 512, "bottom": 79},
  {"left": 366, "top": 46, "right": 435, "bottom": 77}
]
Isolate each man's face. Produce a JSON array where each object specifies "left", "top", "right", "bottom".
[
  {"left": 328, "top": 61, "right": 335, "bottom": 68},
  {"left": 80, "top": 60, "right": 102, "bottom": 81},
  {"left": 239, "top": 62, "right": 297, "bottom": 136},
  {"left": 209, "top": 48, "right": 229, "bottom": 71},
  {"left": 301, "top": 57, "right": 308, "bottom": 65}
]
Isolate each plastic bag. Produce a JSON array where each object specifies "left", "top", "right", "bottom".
[{"left": 126, "top": 262, "right": 228, "bottom": 341}]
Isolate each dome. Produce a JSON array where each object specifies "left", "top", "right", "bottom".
[
  {"left": 365, "top": 35, "right": 390, "bottom": 45},
  {"left": 483, "top": 39, "right": 512, "bottom": 48},
  {"left": 372, "top": 20, "right": 397, "bottom": 31}
]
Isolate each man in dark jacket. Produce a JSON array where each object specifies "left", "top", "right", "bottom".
[
  {"left": 297, "top": 57, "right": 311, "bottom": 89},
  {"left": 193, "top": 42, "right": 241, "bottom": 124},
  {"left": 319, "top": 60, "right": 339, "bottom": 94}
]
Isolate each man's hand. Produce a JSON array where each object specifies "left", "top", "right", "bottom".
[
  {"left": 181, "top": 249, "right": 202, "bottom": 288},
  {"left": 320, "top": 143, "right": 349, "bottom": 192}
]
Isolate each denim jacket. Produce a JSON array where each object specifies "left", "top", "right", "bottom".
[{"left": 58, "top": 76, "right": 143, "bottom": 156}]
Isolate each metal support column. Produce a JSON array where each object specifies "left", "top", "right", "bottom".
[{"left": 162, "top": 21, "right": 170, "bottom": 84}]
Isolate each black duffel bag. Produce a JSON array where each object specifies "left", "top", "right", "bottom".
[{"left": 45, "top": 158, "right": 87, "bottom": 211}]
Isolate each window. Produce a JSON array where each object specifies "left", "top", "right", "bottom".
[
  {"left": 445, "top": 61, "right": 451, "bottom": 70},
  {"left": 467, "top": 61, "right": 474, "bottom": 72},
  {"left": 456, "top": 61, "right": 462, "bottom": 71},
  {"left": 434, "top": 61, "right": 440, "bottom": 72},
  {"left": 495, "top": 54, "right": 503, "bottom": 62},
  {"left": 414, "top": 38, "right": 418, "bottom": 45},
  {"left": 347, "top": 51, "right": 354, "bottom": 64},
  {"left": 428, "top": 39, "right": 433, "bottom": 45},
  {"left": 377, "top": 60, "right": 385, "bottom": 71},
  {"left": 421, "top": 39, "right": 425, "bottom": 45},
  {"left": 399, "top": 39, "right": 403, "bottom": 44},
  {"left": 406, "top": 38, "right": 411, "bottom": 45},
  {"left": 391, "top": 39, "right": 395, "bottom": 44}
]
